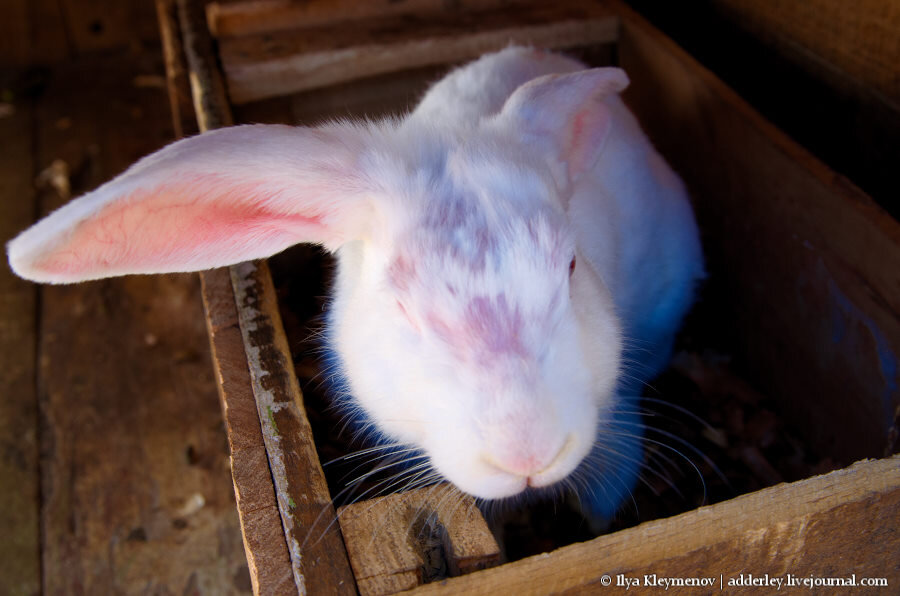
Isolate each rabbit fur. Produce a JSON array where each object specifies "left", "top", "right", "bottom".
[{"left": 7, "top": 46, "right": 704, "bottom": 520}]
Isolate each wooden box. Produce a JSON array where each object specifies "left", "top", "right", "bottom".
[{"left": 157, "top": 0, "right": 900, "bottom": 593}]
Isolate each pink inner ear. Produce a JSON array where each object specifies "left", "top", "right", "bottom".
[
  {"left": 33, "top": 180, "right": 326, "bottom": 278},
  {"left": 564, "top": 102, "right": 612, "bottom": 180}
]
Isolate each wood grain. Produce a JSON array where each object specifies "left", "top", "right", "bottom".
[
  {"left": 710, "top": 0, "right": 900, "bottom": 107},
  {"left": 200, "top": 269, "right": 294, "bottom": 595},
  {"left": 230, "top": 261, "right": 357, "bottom": 595},
  {"left": 614, "top": 0, "right": 900, "bottom": 463},
  {"left": 34, "top": 54, "right": 249, "bottom": 594},
  {"left": 0, "top": 78, "right": 40, "bottom": 596},
  {"left": 217, "top": 2, "right": 619, "bottom": 103},
  {"left": 207, "top": 0, "right": 538, "bottom": 38},
  {"left": 338, "top": 484, "right": 500, "bottom": 596},
  {"left": 405, "top": 456, "right": 900, "bottom": 594},
  {"left": 177, "top": 0, "right": 356, "bottom": 590}
]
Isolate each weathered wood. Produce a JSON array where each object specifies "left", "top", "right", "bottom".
[
  {"left": 613, "top": 0, "right": 900, "bottom": 463},
  {"left": 58, "top": 0, "right": 160, "bottom": 54},
  {"left": 217, "top": 2, "right": 619, "bottom": 103},
  {"left": 405, "top": 456, "right": 900, "bottom": 594},
  {"left": 156, "top": 0, "right": 200, "bottom": 140},
  {"left": 177, "top": 0, "right": 235, "bottom": 131},
  {"left": 177, "top": 0, "right": 357, "bottom": 590},
  {"left": 0, "top": 0, "right": 69, "bottom": 66},
  {"left": 230, "top": 261, "right": 357, "bottom": 595},
  {"left": 207, "top": 0, "right": 538, "bottom": 38},
  {"left": 0, "top": 80, "right": 40, "bottom": 596},
  {"left": 338, "top": 484, "right": 500, "bottom": 596},
  {"left": 200, "top": 269, "right": 295, "bottom": 596},
  {"left": 709, "top": 0, "right": 900, "bottom": 107},
  {"left": 35, "top": 53, "right": 249, "bottom": 594}
]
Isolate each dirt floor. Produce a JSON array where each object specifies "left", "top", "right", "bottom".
[{"left": 0, "top": 49, "right": 250, "bottom": 595}]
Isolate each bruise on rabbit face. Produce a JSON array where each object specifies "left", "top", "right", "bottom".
[{"left": 386, "top": 190, "right": 572, "bottom": 370}]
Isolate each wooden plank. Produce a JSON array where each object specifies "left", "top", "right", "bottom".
[
  {"left": 59, "top": 0, "right": 160, "bottom": 55},
  {"left": 200, "top": 269, "right": 296, "bottom": 595},
  {"left": 35, "top": 52, "right": 249, "bottom": 595},
  {"left": 177, "top": 0, "right": 356, "bottom": 591},
  {"left": 613, "top": 0, "right": 900, "bottom": 463},
  {"left": 0, "top": 0, "right": 70, "bottom": 66},
  {"left": 405, "top": 456, "right": 900, "bottom": 594},
  {"left": 338, "top": 484, "right": 500, "bottom": 596},
  {"left": 709, "top": 0, "right": 900, "bottom": 107},
  {"left": 230, "top": 261, "right": 357, "bottom": 595},
  {"left": 0, "top": 78, "right": 40, "bottom": 596},
  {"left": 0, "top": 0, "right": 30, "bottom": 66},
  {"left": 217, "top": 2, "right": 619, "bottom": 103},
  {"left": 207, "top": 0, "right": 536, "bottom": 38},
  {"left": 156, "top": 0, "right": 200, "bottom": 139}
]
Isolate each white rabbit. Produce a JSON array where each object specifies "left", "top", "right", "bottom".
[{"left": 7, "top": 47, "right": 703, "bottom": 521}]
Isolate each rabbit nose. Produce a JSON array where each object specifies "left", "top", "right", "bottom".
[{"left": 483, "top": 434, "right": 573, "bottom": 478}]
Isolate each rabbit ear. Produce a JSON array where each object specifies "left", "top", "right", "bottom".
[
  {"left": 497, "top": 67, "right": 629, "bottom": 182},
  {"left": 7, "top": 124, "right": 375, "bottom": 284}
]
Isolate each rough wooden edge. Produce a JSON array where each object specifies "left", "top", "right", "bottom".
[
  {"left": 173, "top": 1, "right": 354, "bottom": 594},
  {"left": 218, "top": 4, "right": 620, "bottom": 104},
  {"left": 207, "top": 0, "right": 549, "bottom": 39},
  {"left": 338, "top": 484, "right": 501, "bottom": 596},
  {"left": 403, "top": 456, "right": 900, "bottom": 594},
  {"left": 155, "top": 0, "right": 198, "bottom": 139},
  {"left": 176, "top": 0, "right": 234, "bottom": 130},
  {"left": 166, "top": 1, "right": 297, "bottom": 593},
  {"left": 230, "top": 261, "right": 356, "bottom": 594},
  {"left": 200, "top": 269, "right": 296, "bottom": 596}
]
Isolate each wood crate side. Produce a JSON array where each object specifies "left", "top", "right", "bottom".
[
  {"left": 614, "top": 0, "right": 900, "bottom": 462},
  {"left": 406, "top": 456, "right": 900, "bottom": 594},
  {"left": 216, "top": 2, "right": 619, "bottom": 103}
]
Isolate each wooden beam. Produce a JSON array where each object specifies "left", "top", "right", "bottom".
[
  {"left": 338, "top": 485, "right": 500, "bottom": 596},
  {"left": 406, "top": 456, "right": 900, "bottom": 594},
  {"left": 207, "top": 0, "right": 538, "bottom": 39},
  {"left": 35, "top": 52, "right": 248, "bottom": 594},
  {"left": 200, "top": 268, "right": 297, "bottom": 595},
  {"left": 217, "top": 2, "right": 619, "bottom": 104},
  {"left": 229, "top": 261, "right": 357, "bottom": 595},
  {"left": 176, "top": 0, "right": 356, "bottom": 592},
  {"left": 0, "top": 71, "right": 40, "bottom": 596}
]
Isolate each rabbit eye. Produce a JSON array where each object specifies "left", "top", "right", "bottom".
[{"left": 568, "top": 255, "right": 576, "bottom": 277}]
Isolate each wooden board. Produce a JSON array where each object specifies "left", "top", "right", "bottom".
[
  {"left": 627, "top": 0, "right": 900, "bottom": 224},
  {"left": 174, "top": 0, "right": 356, "bottom": 592},
  {"left": 0, "top": 0, "right": 70, "bottom": 66},
  {"left": 709, "top": 0, "right": 900, "bottom": 106},
  {"left": 34, "top": 52, "right": 250, "bottom": 595},
  {"left": 217, "top": 2, "right": 619, "bottom": 103},
  {"left": 230, "top": 261, "right": 357, "bottom": 595},
  {"left": 207, "top": 0, "right": 540, "bottom": 38},
  {"left": 0, "top": 75, "right": 40, "bottom": 596},
  {"left": 613, "top": 0, "right": 900, "bottom": 464},
  {"left": 59, "top": 0, "right": 160, "bottom": 55},
  {"left": 338, "top": 484, "right": 500, "bottom": 596},
  {"left": 406, "top": 456, "right": 900, "bottom": 594}
]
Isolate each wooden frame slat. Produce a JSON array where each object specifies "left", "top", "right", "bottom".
[
  {"left": 404, "top": 456, "right": 900, "bottom": 594},
  {"left": 171, "top": 0, "right": 356, "bottom": 593},
  {"left": 338, "top": 484, "right": 501, "bottom": 596},
  {"left": 217, "top": 2, "right": 619, "bottom": 104}
]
